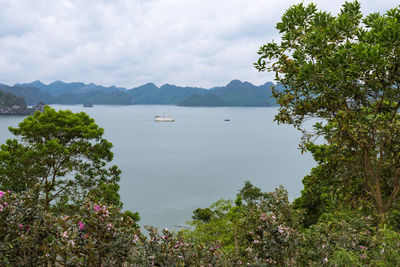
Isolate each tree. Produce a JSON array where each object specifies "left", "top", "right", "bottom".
[
  {"left": 255, "top": 1, "right": 400, "bottom": 219},
  {"left": 0, "top": 106, "right": 121, "bottom": 210},
  {"left": 293, "top": 143, "right": 367, "bottom": 227}
]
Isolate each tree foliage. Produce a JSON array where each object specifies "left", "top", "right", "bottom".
[
  {"left": 0, "top": 107, "right": 121, "bottom": 211},
  {"left": 255, "top": 1, "right": 400, "bottom": 218}
]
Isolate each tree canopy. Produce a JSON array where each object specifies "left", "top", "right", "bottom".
[
  {"left": 255, "top": 1, "right": 400, "bottom": 219},
  {"left": 0, "top": 106, "right": 121, "bottom": 210}
]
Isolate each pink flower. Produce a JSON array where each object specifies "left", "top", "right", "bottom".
[
  {"left": 78, "top": 221, "right": 84, "bottom": 230},
  {"left": 107, "top": 223, "right": 112, "bottom": 231},
  {"left": 94, "top": 205, "right": 100, "bottom": 212},
  {"left": 0, "top": 190, "right": 4, "bottom": 198},
  {"left": 261, "top": 213, "right": 267, "bottom": 221},
  {"left": 360, "top": 245, "right": 366, "bottom": 250},
  {"left": 361, "top": 254, "right": 365, "bottom": 259},
  {"left": 62, "top": 231, "right": 68, "bottom": 238},
  {"left": 323, "top": 257, "right": 328, "bottom": 263},
  {"left": 253, "top": 240, "right": 260, "bottom": 244},
  {"left": 133, "top": 235, "right": 139, "bottom": 243},
  {"left": 19, "top": 223, "right": 23, "bottom": 229}
]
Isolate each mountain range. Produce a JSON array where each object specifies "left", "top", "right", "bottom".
[{"left": 0, "top": 80, "right": 283, "bottom": 107}]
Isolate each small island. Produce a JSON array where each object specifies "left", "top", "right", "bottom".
[{"left": 0, "top": 90, "right": 45, "bottom": 115}]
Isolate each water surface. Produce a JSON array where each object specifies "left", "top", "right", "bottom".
[{"left": 0, "top": 105, "right": 315, "bottom": 228}]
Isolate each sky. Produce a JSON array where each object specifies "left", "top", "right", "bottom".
[{"left": 0, "top": 0, "right": 399, "bottom": 89}]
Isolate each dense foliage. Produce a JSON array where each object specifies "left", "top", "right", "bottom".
[
  {"left": 184, "top": 183, "right": 400, "bottom": 266},
  {"left": 255, "top": 0, "right": 400, "bottom": 219}
]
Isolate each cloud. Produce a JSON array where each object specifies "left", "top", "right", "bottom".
[{"left": 0, "top": 0, "right": 399, "bottom": 88}]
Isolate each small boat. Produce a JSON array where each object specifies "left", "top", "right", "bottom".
[
  {"left": 83, "top": 102, "right": 93, "bottom": 107},
  {"left": 154, "top": 115, "right": 175, "bottom": 122},
  {"left": 224, "top": 119, "right": 230, "bottom": 122}
]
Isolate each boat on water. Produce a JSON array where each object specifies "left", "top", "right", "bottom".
[
  {"left": 154, "top": 115, "right": 175, "bottom": 122},
  {"left": 83, "top": 102, "right": 93, "bottom": 107},
  {"left": 224, "top": 119, "right": 230, "bottom": 122}
]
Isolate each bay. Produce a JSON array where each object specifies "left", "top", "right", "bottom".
[{"left": 0, "top": 105, "right": 315, "bottom": 228}]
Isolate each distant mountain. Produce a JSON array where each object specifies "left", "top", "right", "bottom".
[
  {"left": 210, "top": 80, "right": 276, "bottom": 106},
  {"left": 178, "top": 93, "right": 229, "bottom": 107},
  {"left": 1, "top": 80, "right": 282, "bottom": 106},
  {"left": 0, "top": 84, "right": 45, "bottom": 105},
  {"left": 8, "top": 81, "right": 133, "bottom": 105},
  {"left": 127, "top": 83, "right": 206, "bottom": 104},
  {"left": 16, "top": 80, "right": 125, "bottom": 96},
  {"left": 177, "top": 80, "right": 283, "bottom": 107},
  {"left": 128, "top": 80, "right": 281, "bottom": 106}
]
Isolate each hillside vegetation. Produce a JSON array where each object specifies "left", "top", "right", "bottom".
[{"left": 0, "top": 90, "right": 26, "bottom": 108}]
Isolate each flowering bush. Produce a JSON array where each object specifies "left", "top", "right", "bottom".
[
  {"left": 0, "top": 186, "right": 224, "bottom": 266},
  {"left": 299, "top": 211, "right": 400, "bottom": 266},
  {"left": 130, "top": 226, "right": 224, "bottom": 266},
  {"left": 1, "top": 183, "right": 400, "bottom": 266},
  {"left": 0, "top": 187, "right": 138, "bottom": 266},
  {"left": 185, "top": 185, "right": 304, "bottom": 266}
]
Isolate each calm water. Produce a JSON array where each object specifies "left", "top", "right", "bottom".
[{"left": 0, "top": 105, "right": 315, "bottom": 228}]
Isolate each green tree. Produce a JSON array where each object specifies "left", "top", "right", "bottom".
[
  {"left": 255, "top": 1, "right": 400, "bottom": 219},
  {"left": 0, "top": 107, "right": 121, "bottom": 210},
  {"left": 294, "top": 143, "right": 367, "bottom": 227}
]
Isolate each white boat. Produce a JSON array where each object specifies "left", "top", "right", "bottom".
[{"left": 154, "top": 115, "right": 175, "bottom": 122}]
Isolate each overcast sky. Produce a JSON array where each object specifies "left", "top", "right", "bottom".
[{"left": 0, "top": 0, "right": 398, "bottom": 88}]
